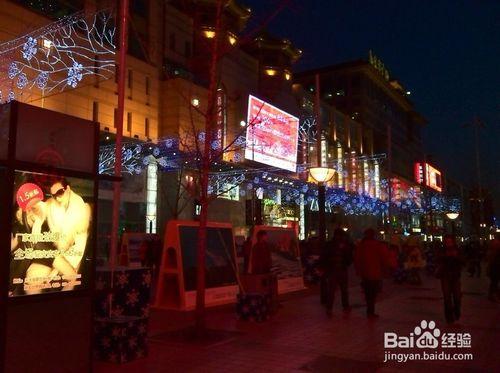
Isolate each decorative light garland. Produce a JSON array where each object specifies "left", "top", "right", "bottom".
[{"left": 0, "top": 9, "right": 116, "bottom": 103}]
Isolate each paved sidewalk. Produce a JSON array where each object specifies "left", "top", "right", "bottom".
[{"left": 95, "top": 271, "right": 500, "bottom": 372}]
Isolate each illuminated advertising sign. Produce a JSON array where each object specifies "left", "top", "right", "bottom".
[
  {"left": 415, "top": 162, "right": 443, "bottom": 192},
  {"left": 9, "top": 171, "right": 92, "bottom": 297},
  {"left": 244, "top": 95, "right": 299, "bottom": 172}
]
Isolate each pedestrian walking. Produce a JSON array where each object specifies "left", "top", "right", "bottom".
[
  {"left": 487, "top": 233, "right": 500, "bottom": 301},
  {"left": 354, "top": 229, "right": 395, "bottom": 319},
  {"left": 466, "top": 239, "right": 482, "bottom": 277},
  {"left": 242, "top": 236, "right": 253, "bottom": 274},
  {"left": 319, "top": 228, "right": 354, "bottom": 317},
  {"left": 248, "top": 230, "right": 272, "bottom": 275},
  {"left": 436, "top": 234, "right": 463, "bottom": 324}
]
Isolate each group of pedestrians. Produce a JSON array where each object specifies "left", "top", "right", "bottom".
[
  {"left": 316, "top": 228, "right": 500, "bottom": 325},
  {"left": 318, "top": 228, "right": 396, "bottom": 319}
]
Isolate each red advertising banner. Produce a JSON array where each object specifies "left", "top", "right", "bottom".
[
  {"left": 244, "top": 95, "right": 299, "bottom": 172},
  {"left": 415, "top": 162, "right": 443, "bottom": 192}
]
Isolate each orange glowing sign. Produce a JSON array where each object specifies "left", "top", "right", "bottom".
[{"left": 415, "top": 162, "right": 442, "bottom": 192}]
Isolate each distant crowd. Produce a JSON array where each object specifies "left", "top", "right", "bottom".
[{"left": 299, "top": 229, "right": 500, "bottom": 324}]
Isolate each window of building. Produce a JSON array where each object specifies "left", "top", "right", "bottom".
[
  {"left": 128, "top": 69, "right": 133, "bottom": 89},
  {"left": 115, "top": 64, "right": 119, "bottom": 84},
  {"left": 169, "top": 32, "right": 176, "bottom": 52},
  {"left": 128, "top": 32, "right": 148, "bottom": 61},
  {"left": 407, "top": 122, "right": 414, "bottom": 142},
  {"left": 131, "top": 0, "right": 148, "bottom": 18},
  {"left": 127, "top": 112, "right": 132, "bottom": 132},
  {"left": 145, "top": 117, "right": 150, "bottom": 137},
  {"left": 113, "top": 108, "right": 118, "bottom": 128},
  {"left": 145, "top": 76, "right": 150, "bottom": 95},
  {"left": 92, "top": 101, "right": 99, "bottom": 122}
]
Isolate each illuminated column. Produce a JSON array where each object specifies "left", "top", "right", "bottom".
[
  {"left": 357, "top": 159, "right": 363, "bottom": 194},
  {"left": 374, "top": 162, "right": 380, "bottom": 198},
  {"left": 321, "top": 137, "right": 327, "bottom": 167},
  {"left": 351, "top": 157, "right": 356, "bottom": 192},
  {"left": 299, "top": 193, "right": 305, "bottom": 240},
  {"left": 363, "top": 160, "right": 369, "bottom": 195},
  {"left": 146, "top": 161, "right": 157, "bottom": 233},
  {"left": 337, "top": 145, "right": 343, "bottom": 189}
]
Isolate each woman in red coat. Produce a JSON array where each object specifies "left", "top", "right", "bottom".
[{"left": 355, "top": 229, "right": 396, "bottom": 318}]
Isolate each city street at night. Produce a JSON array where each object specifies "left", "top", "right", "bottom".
[
  {"left": 0, "top": 0, "right": 498, "bottom": 372},
  {"left": 95, "top": 271, "right": 499, "bottom": 372}
]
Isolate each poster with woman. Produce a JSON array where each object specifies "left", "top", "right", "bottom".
[{"left": 9, "top": 171, "right": 93, "bottom": 297}]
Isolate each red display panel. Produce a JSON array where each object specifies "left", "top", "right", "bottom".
[
  {"left": 244, "top": 95, "right": 299, "bottom": 172},
  {"left": 415, "top": 162, "right": 443, "bottom": 192}
]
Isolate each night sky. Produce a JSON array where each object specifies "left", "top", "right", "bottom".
[{"left": 244, "top": 0, "right": 500, "bottom": 215}]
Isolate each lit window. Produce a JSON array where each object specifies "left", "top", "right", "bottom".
[
  {"left": 264, "top": 68, "right": 277, "bottom": 76},
  {"left": 42, "top": 39, "right": 52, "bottom": 49},
  {"left": 203, "top": 29, "right": 216, "bottom": 39}
]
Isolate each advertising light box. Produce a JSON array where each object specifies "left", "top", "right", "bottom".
[
  {"left": 415, "top": 162, "right": 443, "bottom": 192},
  {"left": 244, "top": 95, "right": 299, "bottom": 172},
  {"left": 9, "top": 171, "right": 93, "bottom": 297}
]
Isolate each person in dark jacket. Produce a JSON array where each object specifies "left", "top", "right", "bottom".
[
  {"left": 242, "top": 236, "right": 253, "bottom": 274},
  {"left": 354, "top": 228, "right": 395, "bottom": 318},
  {"left": 248, "top": 230, "right": 272, "bottom": 275},
  {"left": 436, "top": 234, "right": 464, "bottom": 324},
  {"left": 319, "top": 228, "right": 354, "bottom": 317},
  {"left": 487, "top": 233, "right": 500, "bottom": 301}
]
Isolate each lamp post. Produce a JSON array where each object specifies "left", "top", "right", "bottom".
[
  {"left": 446, "top": 212, "right": 459, "bottom": 237},
  {"left": 310, "top": 167, "right": 335, "bottom": 244}
]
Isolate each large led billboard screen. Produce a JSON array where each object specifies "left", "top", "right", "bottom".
[{"left": 244, "top": 95, "right": 299, "bottom": 172}]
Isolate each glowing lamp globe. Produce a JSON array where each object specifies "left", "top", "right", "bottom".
[
  {"left": 309, "top": 167, "right": 335, "bottom": 183},
  {"left": 446, "top": 212, "right": 459, "bottom": 220}
]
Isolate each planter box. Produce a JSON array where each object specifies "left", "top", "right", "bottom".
[
  {"left": 93, "top": 316, "right": 148, "bottom": 364},
  {"left": 236, "top": 293, "right": 271, "bottom": 322}
]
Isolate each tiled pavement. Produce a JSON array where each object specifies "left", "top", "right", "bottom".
[{"left": 95, "top": 270, "right": 500, "bottom": 372}]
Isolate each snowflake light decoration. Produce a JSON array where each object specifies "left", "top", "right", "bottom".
[
  {"left": 66, "top": 61, "right": 83, "bottom": 87},
  {"left": 21, "top": 37, "right": 37, "bottom": 61},
  {"left": 0, "top": 9, "right": 116, "bottom": 103}
]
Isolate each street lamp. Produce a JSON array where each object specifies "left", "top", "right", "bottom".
[
  {"left": 446, "top": 212, "right": 459, "bottom": 236},
  {"left": 309, "top": 167, "right": 335, "bottom": 184},
  {"left": 309, "top": 166, "right": 335, "bottom": 244}
]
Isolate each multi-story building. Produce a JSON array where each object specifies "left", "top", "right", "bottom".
[
  {"left": 2, "top": 1, "right": 435, "bottom": 244},
  {"left": 0, "top": 0, "right": 310, "bottom": 243},
  {"left": 0, "top": 0, "right": 161, "bottom": 247},
  {"left": 295, "top": 51, "right": 428, "bottom": 233}
]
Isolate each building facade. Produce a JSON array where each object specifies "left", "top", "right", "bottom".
[
  {"left": 295, "top": 53, "right": 429, "bottom": 235},
  {"left": 1, "top": 0, "right": 446, "bottom": 247}
]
